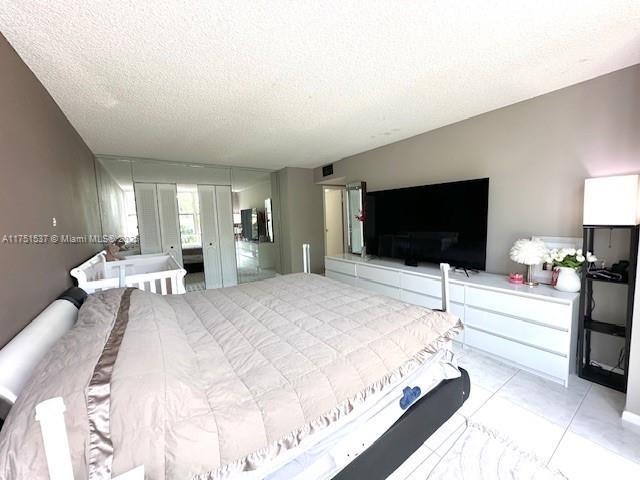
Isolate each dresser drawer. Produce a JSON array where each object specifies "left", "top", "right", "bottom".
[
  {"left": 400, "top": 289, "right": 440, "bottom": 310},
  {"left": 465, "top": 306, "right": 568, "bottom": 355},
  {"left": 356, "top": 277, "right": 400, "bottom": 299},
  {"left": 465, "top": 327, "right": 568, "bottom": 381},
  {"left": 357, "top": 264, "right": 400, "bottom": 287},
  {"left": 325, "top": 258, "right": 356, "bottom": 277},
  {"left": 465, "top": 287, "right": 570, "bottom": 330},
  {"left": 400, "top": 290, "right": 464, "bottom": 318},
  {"left": 326, "top": 270, "right": 357, "bottom": 287},
  {"left": 400, "top": 273, "right": 465, "bottom": 303}
]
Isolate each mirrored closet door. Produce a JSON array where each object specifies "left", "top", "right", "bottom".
[
  {"left": 231, "top": 168, "right": 280, "bottom": 284},
  {"left": 198, "top": 185, "right": 238, "bottom": 289},
  {"left": 134, "top": 182, "right": 182, "bottom": 265}
]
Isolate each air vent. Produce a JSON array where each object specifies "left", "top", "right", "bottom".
[{"left": 322, "top": 164, "right": 334, "bottom": 177}]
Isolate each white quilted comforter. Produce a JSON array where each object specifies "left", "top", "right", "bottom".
[{"left": 0, "top": 273, "right": 462, "bottom": 480}]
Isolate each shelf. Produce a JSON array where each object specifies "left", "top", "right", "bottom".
[
  {"left": 580, "top": 364, "right": 626, "bottom": 392},
  {"left": 583, "top": 225, "right": 637, "bottom": 230},
  {"left": 585, "top": 274, "right": 628, "bottom": 285},
  {"left": 578, "top": 225, "right": 638, "bottom": 395},
  {"left": 583, "top": 317, "right": 626, "bottom": 337}
]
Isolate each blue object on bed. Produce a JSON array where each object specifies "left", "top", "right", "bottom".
[{"left": 399, "top": 386, "right": 421, "bottom": 410}]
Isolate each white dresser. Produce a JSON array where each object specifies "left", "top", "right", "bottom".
[{"left": 325, "top": 254, "right": 580, "bottom": 387}]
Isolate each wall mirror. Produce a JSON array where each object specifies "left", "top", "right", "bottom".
[
  {"left": 95, "top": 157, "right": 139, "bottom": 253},
  {"left": 346, "top": 181, "right": 367, "bottom": 255},
  {"left": 231, "top": 168, "right": 280, "bottom": 284}
]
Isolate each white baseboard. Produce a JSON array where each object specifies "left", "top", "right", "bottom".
[{"left": 622, "top": 410, "right": 640, "bottom": 433}]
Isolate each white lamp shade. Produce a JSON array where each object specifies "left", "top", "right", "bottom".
[{"left": 583, "top": 174, "right": 640, "bottom": 226}]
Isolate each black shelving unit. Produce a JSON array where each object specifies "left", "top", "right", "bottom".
[{"left": 577, "top": 225, "right": 639, "bottom": 393}]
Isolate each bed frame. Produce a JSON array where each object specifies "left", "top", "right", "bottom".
[{"left": 333, "top": 368, "right": 470, "bottom": 479}]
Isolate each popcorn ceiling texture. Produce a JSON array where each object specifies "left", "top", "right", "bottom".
[{"left": 1, "top": 1, "right": 639, "bottom": 169}]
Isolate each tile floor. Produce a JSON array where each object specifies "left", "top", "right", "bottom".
[{"left": 389, "top": 345, "right": 640, "bottom": 480}]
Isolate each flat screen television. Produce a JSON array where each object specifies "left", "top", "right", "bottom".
[{"left": 364, "top": 178, "right": 489, "bottom": 270}]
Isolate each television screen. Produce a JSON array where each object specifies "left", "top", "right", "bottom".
[{"left": 364, "top": 178, "right": 489, "bottom": 270}]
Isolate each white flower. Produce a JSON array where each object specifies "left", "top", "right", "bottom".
[
  {"left": 510, "top": 239, "right": 548, "bottom": 265},
  {"left": 566, "top": 248, "right": 576, "bottom": 256},
  {"left": 576, "top": 248, "right": 583, "bottom": 256},
  {"left": 576, "top": 254, "right": 585, "bottom": 263},
  {"left": 586, "top": 252, "right": 598, "bottom": 263},
  {"left": 543, "top": 255, "right": 553, "bottom": 264}
]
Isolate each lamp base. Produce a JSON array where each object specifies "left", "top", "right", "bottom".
[{"left": 525, "top": 265, "right": 538, "bottom": 287}]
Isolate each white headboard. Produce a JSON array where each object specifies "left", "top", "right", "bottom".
[{"left": 0, "top": 288, "right": 85, "bottom": 418}]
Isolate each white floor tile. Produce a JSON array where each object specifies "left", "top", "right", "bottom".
[
  {"left": 458, "top": 383, "right": 493, "bottom": 418},
  {"left": 569, "top": 384, "right": 640, "bottom": 462},
  {"left": 458, "top": 348, "right": 518, "bottom": 393},
  {"left": 424, "top": 413, "right": 466, "bottom": 451},
  {"left": 471, "top": 396, "right": 565, "bottom": 462},
  {"left": 406, "top": 452, "right": 441, "bottom": 479},
  {"left": 434, "top": 423, "right": 466, "bottom": 457},
  {"left": 549, "top": 431, "right": 640, "bottom": 480},
  {"left": 387, "top": 443, "right": 434, "bottom": 480},
  {"left": 494, "top": 370, "right": 589, "bottom": 428}
]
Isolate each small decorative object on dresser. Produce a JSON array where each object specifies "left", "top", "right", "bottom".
[
  {"left": 509, "top": 238, "right": 547, "bottom": 286},
  {"left": 508, "top": 273, "right": 523, "bottom": 284},
  {"left": 530, "top": 236, "right": 582, "bottom": 284},
  {"left": 545, "top": 247, "right": 597, "bottom": 293}
]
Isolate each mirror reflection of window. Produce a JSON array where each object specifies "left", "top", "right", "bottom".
[
  {"left": 177, "top": 187, "right": 202, "bottom": 248},
  {"left": 177, "top": 185, "right": 205, "bottom": 292},
  {"left": 124, "top": 191, "right": 138, "bottom": 238}
]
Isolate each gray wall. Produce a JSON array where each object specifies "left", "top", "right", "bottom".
[
  {"left": 277, "top": 167, "right": 325, "bottom": 274},
  {"left": 315, "top": 65, "right": 640, "bottom": 275},
  {"left": 0, "top": 34, "right": 101, "bottom": 348},
  {"left": 236, "top": 181, "right": 271, "bottom": 211}
]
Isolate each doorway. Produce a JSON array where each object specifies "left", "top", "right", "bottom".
[{"left": 323, "top": 187, "right": 346, "bottom": 257}]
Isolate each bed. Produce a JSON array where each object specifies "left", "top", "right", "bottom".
[{"left": 0, "top": 273, "right": 466, "bottom": 480}]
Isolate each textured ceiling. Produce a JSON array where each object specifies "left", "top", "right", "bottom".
[{"left": 1, "top": 1, "right": 639, "bottom": 169}]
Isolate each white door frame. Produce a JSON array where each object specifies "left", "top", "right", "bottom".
[{"left": 323, "top": 185, "right": 346, "bottom": 257}]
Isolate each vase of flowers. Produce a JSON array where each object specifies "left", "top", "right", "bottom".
[{"left": 544, "top": 248, "right": 597, "bottom": 293}]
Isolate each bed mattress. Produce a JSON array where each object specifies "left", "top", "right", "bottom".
[{"left": 0, "top": 273, "right": 462, "bottom": 480}]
